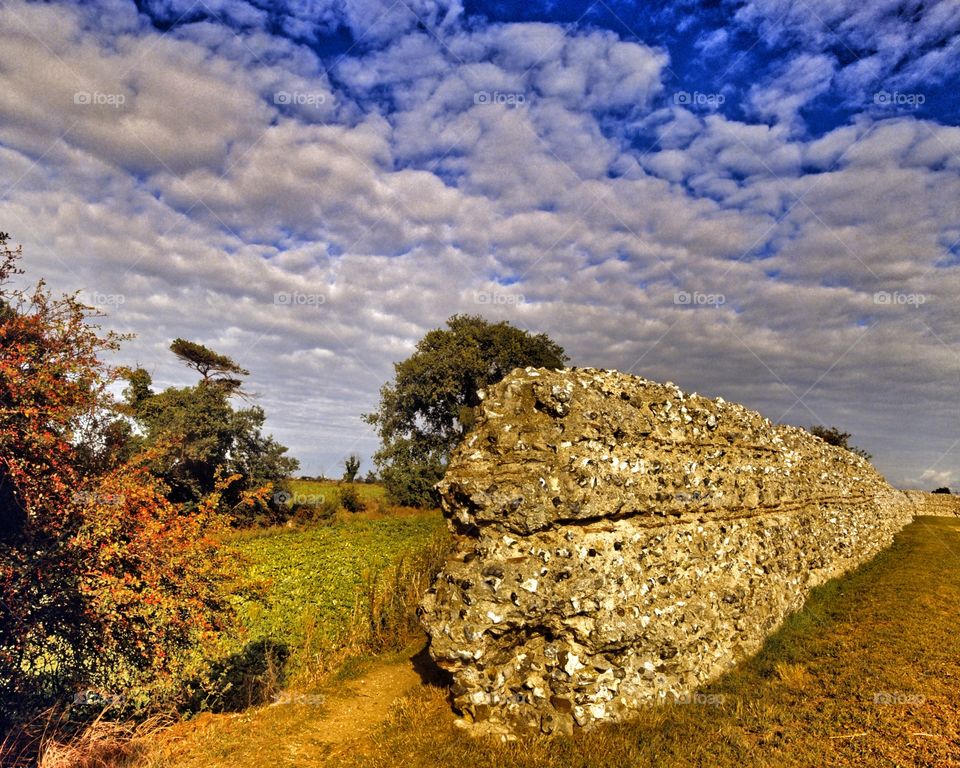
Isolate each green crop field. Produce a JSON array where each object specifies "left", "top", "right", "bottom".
[
  {"left": 214, "top": 508, "right": 446, "bottom": 694},
  {"left": 228, "top": 512, "right": 440, "bottom": 645},
  {"left": 289, "top": 478, "right": 386, "bottom": 499}
]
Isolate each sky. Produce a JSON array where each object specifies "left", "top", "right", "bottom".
[{"left": 0, "top": 0, "right": 958, "bottom": 488}]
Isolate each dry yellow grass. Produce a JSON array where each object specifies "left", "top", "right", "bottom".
[{"left": 1, "top": 711, "right": 168, "bottom": 768}]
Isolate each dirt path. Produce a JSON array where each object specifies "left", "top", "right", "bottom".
[
  {"left": 141, "top": 646, "right": 446, "bottom": 768},
  {"left": 308, "top": 660, "right": 422, "bottom": 745}
]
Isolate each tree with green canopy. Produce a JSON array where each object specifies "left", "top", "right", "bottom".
[
  {"left": 123, "top": 341, "right": 298, "bottom": 521},
  {"left": 169, "top": 337, "right": 250, "bottom": 392},
  {"left": 365, "top": 314, "right": 568, "bottom": 507}
]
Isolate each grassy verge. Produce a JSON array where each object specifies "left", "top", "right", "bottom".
[
  {"left": 136, "top": 509, "right": 452, "bottom": 768},
  {"left": 346, "top": 516, "right": 960, "bottom": 768},
  {"left": 216, "top": 510, "right": 447, "bottom": 693}
]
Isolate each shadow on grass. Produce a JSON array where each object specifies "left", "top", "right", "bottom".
[
  {"left": 410, "top": 642, "right": 452, "bottom": 689},
  {"left": 183, "top": 638, "right": 290, "bottom": 714}
]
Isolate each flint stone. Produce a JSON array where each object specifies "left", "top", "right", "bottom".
[{"left": 420, "top": 367, "right": 916, "bottom": 736}]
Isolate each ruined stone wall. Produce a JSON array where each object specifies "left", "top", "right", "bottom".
[
  {"left": 420, "top": 367, "right": 915, "bottom": 736},
  {"left": 903, "top": 490, "right": 960, "bottom": 517}
]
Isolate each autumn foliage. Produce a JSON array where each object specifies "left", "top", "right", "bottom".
[{"left": 0, "top": 235, "right": 233, "bottom": 729}]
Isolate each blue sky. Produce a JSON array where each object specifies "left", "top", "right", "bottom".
[{"left": 1, "top": 0, "right": 958, "bottom": 488}]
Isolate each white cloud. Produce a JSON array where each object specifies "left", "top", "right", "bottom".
[
  {"left": 0, "top": 0, "right": 957, "bottom": 488},
  {"left": 734, "top": 0, "right": 960, "bottom": 99},
  {"left": 747, "top": 53, "right": 836, "bottom": 128}
]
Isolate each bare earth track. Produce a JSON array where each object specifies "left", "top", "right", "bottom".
[
  {"left": 142, "top": 646, "right": 445, "bottom": 768},
  {"left": 309, "top": 661, "right": 422, "bottom": 746}
]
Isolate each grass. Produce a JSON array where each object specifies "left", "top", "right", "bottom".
[
  {"left": 0, "top": 709, "right": 171, "bottom": 768},
  {"left": 287, "top": 479, "right": 386, "bottom": 505},
  {"left": 345, "top": 516, "right": 960, "bottom": 768},
  {"left": 138, "top": 507, "right": 453, "bottom": 768},
  {"left": 221, "top": 508, "right": 446, "bottom": 685}
]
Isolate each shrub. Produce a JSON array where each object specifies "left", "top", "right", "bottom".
[
  {"left": 291, "top": 495, "right": 338, "bottom": 525},
  {"left": 339, "top": 485, "right": 364, "bottom": 513},
  {"left": 807, "top": 425, "right": 872, "bottom": 461},
  {"left": 65, "top": 464, "right": 236, "bottom": 711},
  {"left": 0, "top": 236, "right": 235, "bottom": 729},
  {"left": 181, "top": 639, "right": 289, "bottom": 714}
]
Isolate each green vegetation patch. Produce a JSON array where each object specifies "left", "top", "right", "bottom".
[
  {"left": 227, "top": 512, "right": 443, "bottom": 662},
  {"left": 288, "top": 479, "right": 387, "bottom": 504}
]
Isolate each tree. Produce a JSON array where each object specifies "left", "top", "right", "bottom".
[
  {"left": 933, "top": 487, "right": 952, "bottom": 494},
  {"left": 122, "top": 365, "right": 154, "bottom": 408},
  {"left": 130, "top": 380, "right": 234, "bottom": 505},
  {"left": 807, "top": 425, "right": 873, "bottom": 461},
  {"left": 73, "top": 408, "right": 137, "bottom": 478},
  {"left": 123, "top": 348, "right": 299, "bottom": 522},
  {"left": 169, "top": 338, "right": 249, "bottom": 392},
  {"left": 0, "top": 235, "right": 233, "bottom": 727},
  {"left": 365, "top": 315, "right": 567, "bottom": 507},
  {"left": 228, "top": 406, "right": 300, "bottom": 502},
  {"left": 339, "top": 484, "right": 363, "bottom": 513},
  {"left": 342, "top": 454, "right": 361, "bottom": 483}
]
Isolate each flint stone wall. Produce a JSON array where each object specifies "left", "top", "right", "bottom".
[
  {"left": 903, "top": 490, "right": 960, "bottom": 517},
  {"left": 420, "top": 366, "right": 914, "bottom": 736}
]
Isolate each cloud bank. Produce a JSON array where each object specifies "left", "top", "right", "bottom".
[{"left": 0, "top": 0, "right": 957, "bottom": 487}]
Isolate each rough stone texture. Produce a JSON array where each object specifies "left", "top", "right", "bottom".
[
  {"left": 420, "top": 366, "right": 915, "bottom": 737},
  {"left": 903, "top": 490, "right": 960, "bottom": 517}
]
